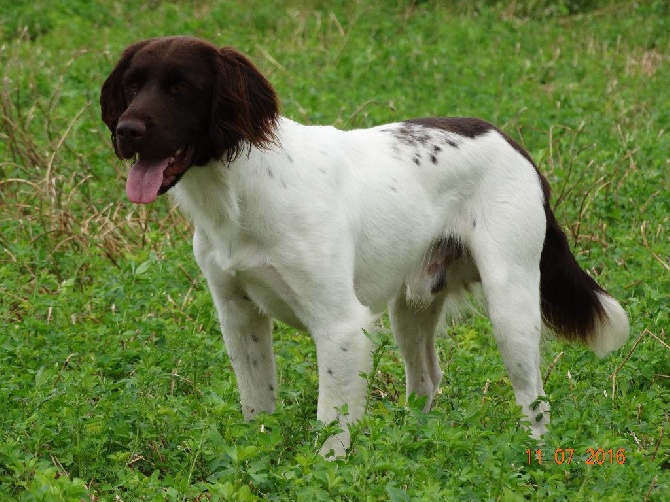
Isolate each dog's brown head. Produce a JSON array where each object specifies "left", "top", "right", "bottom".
[{"left": 100, "top": 36, "right": 279, "bottom": 203}]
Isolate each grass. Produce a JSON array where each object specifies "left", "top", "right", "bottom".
[{"left": 1, "top": 0, "right": 668, "bottom": 499}]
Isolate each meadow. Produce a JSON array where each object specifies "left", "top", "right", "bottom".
[{"left": 0, "top": 0, "right": 668, "bottom": 499}]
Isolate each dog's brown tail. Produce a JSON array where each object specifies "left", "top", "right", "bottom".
[{"left": 539, "top": 206, "right": 629, "bottom": 357}]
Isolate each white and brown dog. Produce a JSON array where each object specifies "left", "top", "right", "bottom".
[{"left": 101, "top": 36, "right": 629, "bottom": 457}]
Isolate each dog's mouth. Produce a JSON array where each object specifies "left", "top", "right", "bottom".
[{"left": 125, "top": 144, "right": 194, "bottom": 204}]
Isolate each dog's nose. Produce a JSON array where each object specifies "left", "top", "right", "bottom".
[{"left": 116, "top": 118, "right": 146, "bottom": 142}]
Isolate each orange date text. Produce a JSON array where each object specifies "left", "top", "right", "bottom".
[{"left": 525, "top": 448, "right": 626, "bottom": 465}]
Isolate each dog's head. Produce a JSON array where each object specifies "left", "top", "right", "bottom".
[{"left": 100, "top": 36, "right": 279, "bottom": 203}]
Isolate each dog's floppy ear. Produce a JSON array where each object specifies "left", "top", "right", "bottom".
[
  {"left": 210, "top": 47, "right": 279, "bottom": 162},
  {"left": 100, "top": 40, "right": 150, "bottom": 147}
]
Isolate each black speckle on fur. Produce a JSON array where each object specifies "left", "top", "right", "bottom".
[
  {"left": 396, "top": 125, "right": 432, "bottom": 146},
  {"left": 391, "top": 119, "right": 494, "bottom": 165}
]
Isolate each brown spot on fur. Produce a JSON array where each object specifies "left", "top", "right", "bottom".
[{"left": 405, "top": 117, "right": 492, "bottom": 139}]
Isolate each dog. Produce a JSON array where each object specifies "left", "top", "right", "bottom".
[{"left": 100, "top": 36, "right": 630, "bottom": 457}]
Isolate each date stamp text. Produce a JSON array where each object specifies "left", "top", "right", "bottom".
[{"left": 525, "top": 448, "right": 626, "bottom": 465}]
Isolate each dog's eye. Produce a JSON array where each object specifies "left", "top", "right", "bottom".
[
  {"left": 170, "top": 81, "right": 191, "bottom": 94},
  {"left": 124, "top": 80, "right": 139, "bottom": 96}
]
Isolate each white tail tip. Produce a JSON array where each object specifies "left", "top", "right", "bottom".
[{"left": 590, "top": 292, "right": 630, "bottom": 357}]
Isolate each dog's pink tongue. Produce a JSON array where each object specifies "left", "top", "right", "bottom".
[{"left": 126, "top": 158, "right": 169, "bottom": 204}]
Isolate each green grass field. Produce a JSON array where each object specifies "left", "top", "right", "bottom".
[{"left": 1, "top": 0, "right": 668, "bottom": 499}]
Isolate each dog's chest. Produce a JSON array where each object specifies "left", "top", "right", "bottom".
[
  {"left": 237, "top": 266, "right": 306, "bottom": 329},
  {"left": 198, "top": 228, "right": 306, "bottom": 330}
]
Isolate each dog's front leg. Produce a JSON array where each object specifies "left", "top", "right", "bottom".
[
  {"left": 311, "top": 310, "right": 375, "bottom": 458},
  {"left": 194, "top": 233, "right": 276, "bottom": 420},
  {"left": 218, "top": 294, "right": 276, "bottom": 420}
]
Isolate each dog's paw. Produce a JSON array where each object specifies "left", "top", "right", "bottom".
[{"left": 319, "top": 430, "right": 350, "bottom": 459}]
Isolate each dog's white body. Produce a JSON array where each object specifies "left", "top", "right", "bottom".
[
  {"left": 101, "top": 37, "right": 629, "bottom": 459},
  {"left": 170, "top": 117, "right": 628, "bottom": 456}
]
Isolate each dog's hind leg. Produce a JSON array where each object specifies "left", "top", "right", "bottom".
[
  {"left": 389, "top": 291, "right": 447, "bottom": 411},
  {"left": 485, "top": 273, "right": 548, "bottom": 438},
  {"left": 469, "top": 227, "right": 549, "bottom": 439}
]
